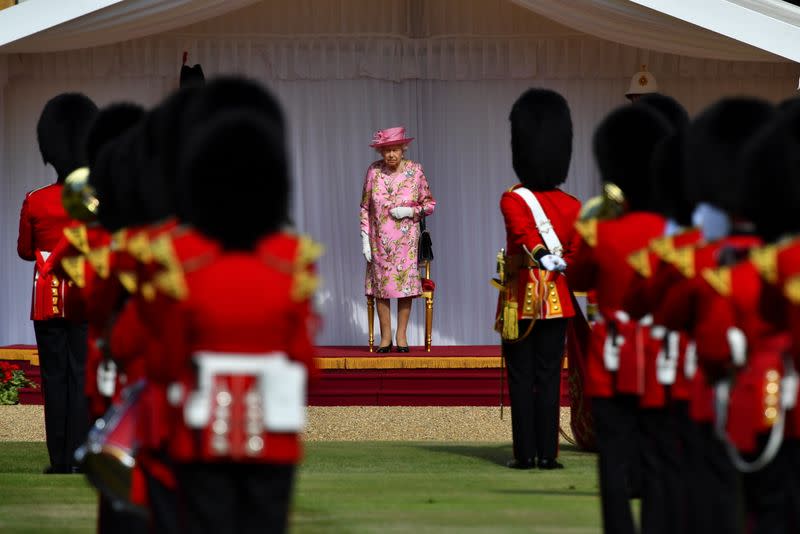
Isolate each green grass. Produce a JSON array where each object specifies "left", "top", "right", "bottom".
[{"left": 0, "top": 442, "right": 603, "bottom": 533}]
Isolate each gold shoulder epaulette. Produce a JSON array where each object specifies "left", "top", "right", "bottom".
[
  {"left": 650, "top": 235, "right": 674, "bottom": 260},
  {"left": 506, "top": 183, "right": 521, "bottom": 193},
  {"left": 750, "top": 245, "right": 778, "bottom": 285},
  {"left": 150, "top": 234, "right": 180, "bottom": 270},
  {"left": 295, "top": 235, "right": 325, "bottom": 267},
  {"left": 127, "top": 232, "right": 152, "bottom": 263},
  {"left": 627, "top": 248, "right": 652, "bottom": 278},
  {"left": 291, "top": 270, "right": 320, "bottom": 302},
  {"left": 153, "top": 269, "right": 188, "bottom": 301},
  {"left": 86, "top": 247, "right": 110, "bottom": 279},
  {"left": 60, "top": 256, "right": 86, "bottom": 288},
  {"left": 701, "top": 267, "right": 732, "bottom": 297},
  {"left": 118, "top": 271, "right": 138, "bottom": 294},
  {"left": 666, "top": 245, "right": 695, "bottom": 278},
  {"left": 63, "top": 225, "right": 90, "bottom": 255},
  {"left": 784, "top": 274, "right": 800, "bottom": 304},
  {"left": 574, "top": 219, "right": 598, "bottom": 248},
  {"left": 110, "top": 229, "right": 127, "bottom": 252}
]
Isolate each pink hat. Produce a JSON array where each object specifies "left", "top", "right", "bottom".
[{"left": 369, "top": 126, "right": 414, "bottom": 148}]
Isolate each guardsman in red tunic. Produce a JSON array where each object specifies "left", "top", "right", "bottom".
[
  {"left": 497, "top": 89, "right": 582, "bottom": 470},
  {"left": 619, "top": 93, "right": 693, "bottom": 534},
  {"left": 144, "top": 106, "right": 318, "bottom": 533},
  {"left": 17, "top": 93, "right": 98, "bottom": 474},
  {"left": 44, "top": 102, "right": 149, "bottom": 534},
  {"left": 569, "top": 104, "right": 673, "bottom": 534},
  {"left": 738, "top": 107, "right": 800, "bottom": 533},
  {"left": 655, "top": 98, "right": 775, "bottom": 534}
]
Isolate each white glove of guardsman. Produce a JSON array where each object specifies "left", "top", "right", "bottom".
[
  {"left": 361, "top": 231, "right": 372, "bottom": 263},
  {"left": 390, "top": 206, "right": 414, "bottom": 220},
  {"left": 540, "top": 254, "right": 567, "bottom": 272}
]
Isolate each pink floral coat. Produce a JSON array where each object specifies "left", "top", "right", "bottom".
[{"left": 360, "top": 160, "right": 436, "bottom": 298}]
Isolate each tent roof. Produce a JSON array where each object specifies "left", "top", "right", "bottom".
[
  {"left": 0, "top": 0, "right": 797, "bottom": 62},
  {"left": 0, "top": 0, "right": 259, "bottom": 53}
]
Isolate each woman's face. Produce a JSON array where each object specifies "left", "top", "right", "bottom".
[{"left": 380, "top": 145, "right": 404, "bottom": 169}]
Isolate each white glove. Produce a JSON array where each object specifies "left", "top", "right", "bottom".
[
  {"left": 390, "top": 206, "right": 414, "bottom": 220},
  {"left": 361, "top": 231, "right": 372, "bottom": 263},
  {"left": 540, "top": 254, "right": 567, "bottom": 272}
]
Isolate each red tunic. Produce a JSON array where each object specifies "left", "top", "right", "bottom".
[
  {"left": 499, "top": 185, "right": 581, "bottom": 321},
  {"left": 706, "top": 259, "right": 788, "bottom": 454},
  {"left": 625, "top": 229, "right": 703, "bottom": 407},
  {"left": 755, "top": 239, "right": 800, "bottom": 439},
  {"left": 114, "top": 230, "right": 319, "bottom": 465},
  {"left": 569, "top": 212, "right": 666, "bottom": 398},
  {"left": 657, "top": 235, "right": 762, "bottom": 423},
  {"left": 17, "top": 183, "right": 82, "bottom": 320}
]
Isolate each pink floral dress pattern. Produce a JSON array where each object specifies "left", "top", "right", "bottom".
[{"left": 360, "top": 160, "right": 436, "bottom": 298}]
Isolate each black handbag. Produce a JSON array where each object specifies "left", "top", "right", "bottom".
[{"left": 419, "top": 216, "right": 434, "bottom": 262}]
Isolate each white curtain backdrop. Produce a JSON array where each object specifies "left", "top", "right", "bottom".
[{"left": 1, "top": 0, "right": 798, "bottom": 347}]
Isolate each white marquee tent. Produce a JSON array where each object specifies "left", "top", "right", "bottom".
[{"left": 1, "top": 0, "right": 798, "bottom": 346}]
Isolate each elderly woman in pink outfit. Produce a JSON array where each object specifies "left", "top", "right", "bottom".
[{"left": 360, "top": 127, "right": 436, "bottom": 353}]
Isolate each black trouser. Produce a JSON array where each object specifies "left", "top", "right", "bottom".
[
  {"left": 592, "top": 395, "right": 640, "bottom": 534},
  {"left": 687, "top": 423, "right": 742, "bottom": 534},
  {"left": 33, "top": 319, "right": 89, "bottom": 470},
  {"left": 145, "top": 457, "right": 180, "bottom": 534},
  {"left": 639, "top": 407, "right": 685, "bottom": 534},
  {"left": 502, "top": 318, "right": 567, "bottom": 463},
  {"left": 742, "top": 436, "right": 791, "bottom": 534},
  {"left": 176, "top": 462, "right": 295, "bottom": 534},
  {"left": 97, "top": 495, "right": 148, "bottom": 534}
]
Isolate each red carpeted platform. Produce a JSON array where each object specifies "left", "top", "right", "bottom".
[{"left": 1, "top": 345, "right": 570, "bottom": 407}]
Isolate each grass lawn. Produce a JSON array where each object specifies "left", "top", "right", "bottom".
[{"left": 0, "top": 441, "right": 603, "bottom": 533}]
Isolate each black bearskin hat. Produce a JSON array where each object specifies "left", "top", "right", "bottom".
[
  {"left": 683, "top": 98, "right": 774, "bottom": 216},
  {"left": 509, "top": 88, "right": 572, "bottom": 191},
  {"left": 738, "top": 107, "right": 800, "bottom": 242},
  {"left": 85, "top": 102, "right": 145, "bottom": 167},
  {"left": 181, "top": 76, "right": 286, "bottom": 133},
  {"left": 37, "top": 93, "right": 98, "bottom": 180},
  {"left": 178, "top": 111, "right": 288, "bottom": 250},
  {"left": 85, "top": 103, "right": 145, "bottom": 231},
  {"left": 91, "top": 125, "right": 147, "bottom": 232},
  {"left": 649, "top": 132, "right": 693, "bottom": 226},
  {"left": 180, "top": 63, "right": 205, "bottom": 89},
  {"left": 634, "top": 93, "right": 689, "bottom": 131},
  {"left": 134, "top": 87, "right": 202, "bottom": 222},
  {"left": 593, "top": 104, "right": 672, "bottom": 211}
]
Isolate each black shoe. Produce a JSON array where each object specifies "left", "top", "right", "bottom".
[
  {"left": 70, "top": 465, "right": 84, "bottom": 474},
  {"left": 43, "top": 465, "right": 68, "bottom": 474},
  {"left": 537, "top": 458, "right": 564, "bottom": 470},
  {"left": 506, "top": 458, "right": 535, "bottom": 470},
  {"left": 376, "top": 344, "right": 392, "bottom": 354},
  {"left": 396, "top": 345, "right": 410, "bottom": 353}
]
